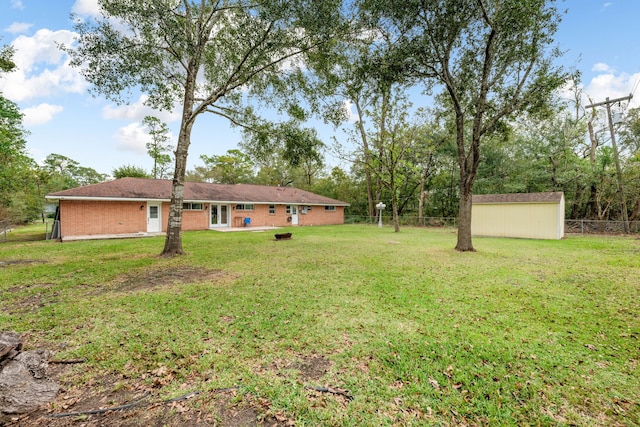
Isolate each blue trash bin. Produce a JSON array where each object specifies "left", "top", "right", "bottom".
[{"left": 244, "top": 217, "right": 251, "bottom": 227}]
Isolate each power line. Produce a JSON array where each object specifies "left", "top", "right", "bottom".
[
  {"left": 631, "top": 76, "right": 640, "bottom": 101},
  {"left": 585, "top": 94, "right": 632, "bottom": 233}
]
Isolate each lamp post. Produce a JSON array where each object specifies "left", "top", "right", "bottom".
[{"left": 376, "top": 202, "right": 386, "bottom": 228}]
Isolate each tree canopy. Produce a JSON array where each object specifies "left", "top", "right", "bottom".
[
  {"left": 67, "top": 0, "right": 346, "bottom": 255},
  {"left": 359, "top": 0, "right": 568, "bottom": 250}
]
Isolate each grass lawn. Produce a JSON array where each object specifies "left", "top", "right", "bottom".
[{"left": 0, "top": 225, "right": 638, "bottom": 426}]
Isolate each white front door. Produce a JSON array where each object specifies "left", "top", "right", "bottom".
[
  {"left": 210, "top": 204, "right": 230, "bottom": 228},
  {"left": 290, "top": 205, "right": 299, "bottom": 225},
  {"left": 147, "top": 203, "right": 162, "bottom": 232}
]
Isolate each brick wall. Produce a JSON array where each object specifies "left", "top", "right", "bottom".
[
  {"left": 59, "top": 200, "right": 344, "bottom": 237},
  {"left": 60, "top": 200, "right": 147, "bottom": 236},
  {"left": 231, "top": 204, "right": 344, "bottom": 227},
  {"left": 297, "top": 205, "right": 345, "bottom": 226},
  {"left": 153, "top": 203, "right": 208, "bottom": 232},
  {"left": 179, "top": 204, "right": 209, "bottom": 231}
]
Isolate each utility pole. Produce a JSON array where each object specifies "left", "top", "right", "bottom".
[{"left": 586, "top": 94, "right": 633, "bottom": 233}]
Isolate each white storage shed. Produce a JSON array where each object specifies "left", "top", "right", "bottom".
[{"left": 471, "top": 192, "right": 565, "bottom": 240}]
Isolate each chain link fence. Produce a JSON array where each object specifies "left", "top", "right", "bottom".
[
  {"left": 0, "top": 220, "right": 61, "bottom": 243},
  {"left": 564, "top": 219, "right": 640, "bottom": 235},
  {"left": 0, "top": 221, "right": 10, "bottom": 242},
  {"left": 345, "top": 215, "right": 458, "bottom": 227},
  {"left": 347, "top": 215, "right": 640, "bottom": 235}
]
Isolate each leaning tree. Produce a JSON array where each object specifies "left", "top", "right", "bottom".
[
  {"left": 361, "top": 0, "right": 568, "bottom": 251},
  {"left": 67, "top": 0, "right": 345, "bottom": 255}
]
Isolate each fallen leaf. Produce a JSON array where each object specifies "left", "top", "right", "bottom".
[{"left": 428, "top": 377, "right": 440, "bottom": 390}]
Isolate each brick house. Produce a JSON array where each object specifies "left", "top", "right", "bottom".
[{"left": 46, "top": 178, "right": 349, "bottom": 240}]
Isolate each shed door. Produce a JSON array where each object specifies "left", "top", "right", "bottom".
[{"left": 147, "top": 203, "right": 162, "bottom": 232}]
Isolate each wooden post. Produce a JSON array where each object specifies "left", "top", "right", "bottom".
[{"left": 586, "top": 94, "right": 633, "bottom": 234}]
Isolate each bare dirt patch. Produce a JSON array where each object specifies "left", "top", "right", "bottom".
[
  {"left": 109, "top": 266, "right": 234, "bottom": 294},
  {"left": 290, "top": 354, "right": 332, "bottom": 382},
  {"left": 4, "top": 283, "right": 59, "bottom": 314},
  {"left": 270, "top": 355, "right": 353, "bottom": 405},
  {"left": 214, "top": 392, "right": 283, "bottom": 427},
  {"left": 0, "top": 260, "right": 46, "bottom": 267},
  {"left": 0, "top": 368, "right": 283, "bottom": 427},
  {"left": 267, "top": 354, "right": 332, "bottom": 382}
]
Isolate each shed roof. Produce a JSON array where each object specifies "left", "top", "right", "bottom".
[
  {"left": 46, "top": 178, "right": 349, "bottom": 206},
  {"left": 472, "top": 192, "right": 564, "bottom": 204}
]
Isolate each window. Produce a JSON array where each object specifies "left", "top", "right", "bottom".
[
  {"left": 269, "top": 205, "right": 276, "bottom": 215},
  {"left": 286, "top": 205, "right": 291, "bottom": 214},
  {"left": 324, "top": 206, "right": 336, "bottom": 211},
  {"left": 235, "top": 204, "right": 254, "bottom": 211},
  {"left": 183, "top": 202, "right": 203, "bottom": 210}
]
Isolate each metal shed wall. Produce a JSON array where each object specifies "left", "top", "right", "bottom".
[{"left": 471, "top": 194, "right": 564, "bottom": 240}]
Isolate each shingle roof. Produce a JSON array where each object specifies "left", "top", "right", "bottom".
[
  {"left": 472, "top": 192, "right": 564, "bottom": 204},
  {"left": 46, "top": 178, "right": 349, "bottom": 206}
]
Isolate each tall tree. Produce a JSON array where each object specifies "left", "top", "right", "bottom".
[
  {"left": 619, "top": 107, "right": 640, "bottom": 221},
  {"left": 0, "top": 43, "right": 36, "bottom": 223},
  {"left": 112, "top": 164, "right": 150, "bottom": 178},
  {"left": 42, "top": 154, "right": 108, "bottom": 189},
  {"left": 240, "top": 121, "right": 325, "bottom": 187},
  {"left": 67, "top": 0, "right": 345, "bottom": 255},
  {"left": 196, "top": 149, "right": 255, "bottom": 184},
  {"left": 308, "top": 34, "right": 381, "bottom": 220},
  {"left": 362, "top": 0, "right": 568, "bottom": 251},
  {"left": 142, "top": 116, "right": 173, "bottom": 179},
  {"left": 356, "top": 85, "right": 416, "bottom": 232}
]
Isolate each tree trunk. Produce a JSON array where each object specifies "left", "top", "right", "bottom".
[
  {"left": 588, "top": 183, "right": 598, "bottom": 219},
  {"left": 162, "top": 125, "right": 191, "bottom": 255},
  {"left": 417, "top": 189, "right": 426, "bottom": 226},
  {"left": 628, "top": 197, "right": 640, "bottom": 221},
  {"left": 417, "top": 157, "right": 432, "bottom": 226},
  {"left": 162, "top": 64, "right": 198, "bottom": 256},
  {"left": 353, "top": 98, "right": 376, "bottom": 221},
  {"left": 162, "top": 177, "right": 185, "bottom": 256},
  {"left": 585, "top": 120, "right": 599, "bottom": 218},
  {"left": 455, "top": 112, "right": 478, "bottom": 252},
  {"left": 0, "top": 332, "right": 59, "bottom": 414},
  {"left": 455, "top": 189, "right": 474, "bottom": 251},
  {"left": 606, "top": 100, "right": 629, "bottom": 233},
  {"left": 391, "top": 177, "right": 400, "bottom": 233},
  {"left": 571, "top": 182, "right": 583, "bottom": 219},
  {"left": 392, "top": 200, "right": 400, "bottom": 232}
]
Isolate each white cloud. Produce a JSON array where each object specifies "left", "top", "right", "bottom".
[
  {"left": 11, "top": 0, "right": 24, "bottom": 10},
  {"left": 71, "top": 0, "right": 101, "bottom": 17},
  {"left": 592, "top": 62, "right": 613, "bottom": 73},
  {"left": 342, "top": 100, "right": 360, "bottom": 123},
  {"left": 22, "top": 103, "right": 64, "bottom": 126},
  {"left": 103, "top": 95, "right": 180, "bottom": 123},
  {"left": 115, "top": 122, "right": 151, "bottom": 154},
  {"left": 115, "top": 119, "right": 177, "bottom": 154},
  {"left": 0, "top": 29, "right": 87, "bottom": 102},
  {"left": 585, "top": 71, "right": 640, "bottom": 108},
  {"left": 4, "top": 22, "right": 33, "bottom": 34}
]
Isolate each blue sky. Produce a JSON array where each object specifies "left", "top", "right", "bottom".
[{"left": 1, "top": 0, "right": 639, "bottom": 177}]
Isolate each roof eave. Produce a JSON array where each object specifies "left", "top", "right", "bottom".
[
  {"left": 45, "top": 196, "right": 170, "bottom": 202},
  {"left": 45, "top": 195, "right": 349, "bottom": 206}
]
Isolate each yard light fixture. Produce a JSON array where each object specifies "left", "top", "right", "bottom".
[{"left": 376, "top": 202, "right": 386, "bottom": 228}]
